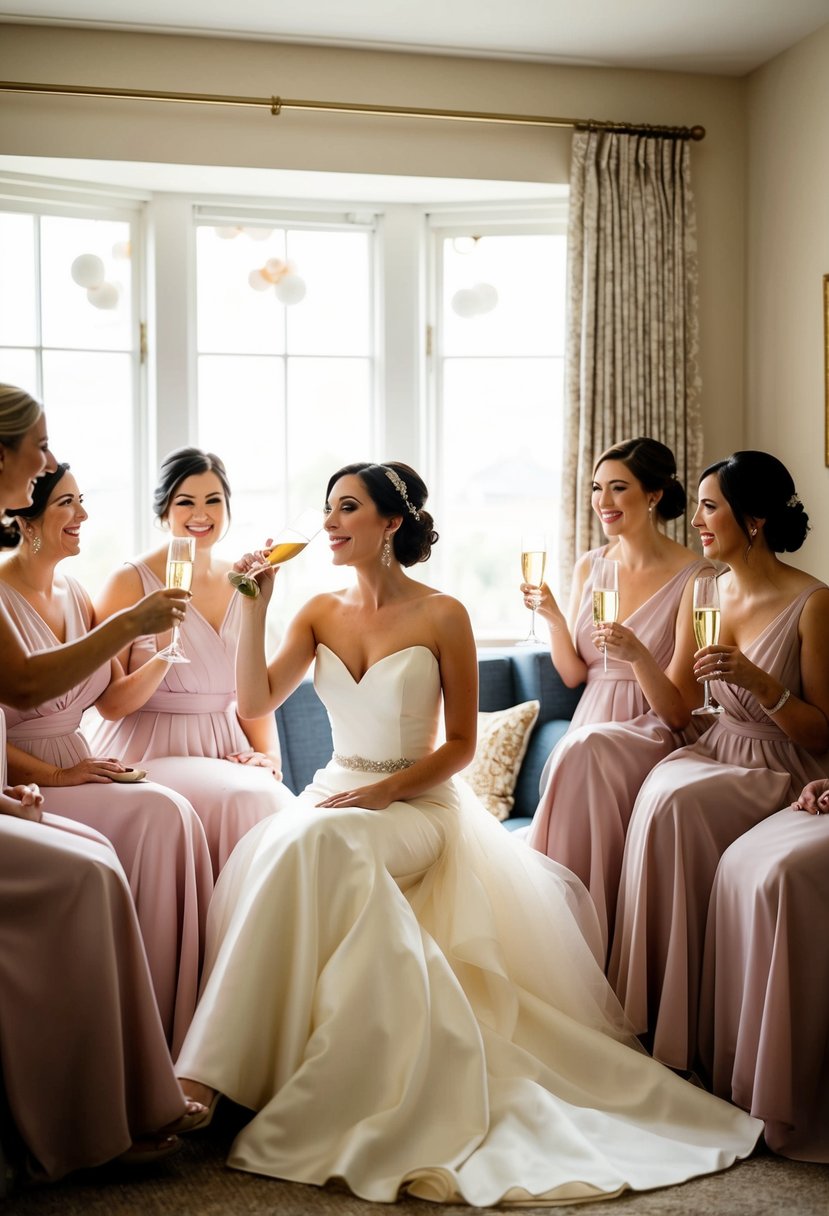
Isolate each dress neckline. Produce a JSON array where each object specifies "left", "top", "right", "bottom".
[
  {"left": 316, "top": 643, "right": 437, "bottom": 686},
  {"left": 591, "top": 551, "right": 703, "bottom": 626},
  {"left": 134, "top": 559, "right": 235, "bottom": 639}
]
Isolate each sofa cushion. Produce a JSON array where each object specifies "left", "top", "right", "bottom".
[
  {"left": 275, "top": 680, "right": 332, "bottom": 795},
  {"left": 459, "top": 700, "right": 540, "bottom": 820},
  {"left": 513, "top": 717, "right": 572, "bottom": 819}
]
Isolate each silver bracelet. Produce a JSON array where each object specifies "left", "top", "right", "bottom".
[{"left": 763, "top": 687, "right": 791, "bottom": 716}]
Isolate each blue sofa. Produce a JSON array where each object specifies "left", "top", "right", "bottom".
[{"left": 275, "top": 648, "right": 583, "bottom": 828}]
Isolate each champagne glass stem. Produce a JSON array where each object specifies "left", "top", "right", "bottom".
[{"left": 603, "top": 636, "right": 609, "bottom": 673}]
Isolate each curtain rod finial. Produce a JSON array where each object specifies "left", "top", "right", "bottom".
[{"left": 690, "top": 125, "right": 706, "bottom": 141}]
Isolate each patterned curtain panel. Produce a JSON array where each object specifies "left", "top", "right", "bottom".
[{"left": 559, "top": 129, "right": 703, "bottom": 594}]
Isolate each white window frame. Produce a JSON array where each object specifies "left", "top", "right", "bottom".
[{"left": 0, "top": 171, "right": 150, "bottom": 550}]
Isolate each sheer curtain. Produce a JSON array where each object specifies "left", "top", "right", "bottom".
[{"left": 559, "top": 129, "right": 703, "bottom": 593}]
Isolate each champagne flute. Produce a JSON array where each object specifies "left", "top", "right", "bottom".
[
  {"left": 691, "top": 573, "right": 724, "bottom": 716},
  {"left": 157, "top": 535, "right": 195, "bottom": 663},
  {"left": 518, "top": 533, "right": 547, "bottom": 646},
  {"left": 228, "top": 508, "right": 323, "bottom": 599},
  {"left": 592, "top": 556, "right": 620, "bottom": 672}
]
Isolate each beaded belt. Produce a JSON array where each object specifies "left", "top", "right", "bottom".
[{"left": 333, "top": 753, "right": 415, "bottom": 774}]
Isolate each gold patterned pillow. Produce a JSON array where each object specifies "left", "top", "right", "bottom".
[{"left": 459, "top": 700, "right": 540, "bottom": 820}]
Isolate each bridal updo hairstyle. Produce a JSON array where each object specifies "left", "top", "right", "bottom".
[
  {"left": 701, "top": 450, "right": 810, "bottom": 553},
  {"left": 0, "top": 383, "right": 45, "bottom": 549},
  {"left": 153, "top": 446, "right": 232, "bottom": 524},
  {"left": 326, "top": 461, "right": 439, "bottom": 566},
  {"left": 594, "top": 436, "right": 687, "bottom": 521},
  {"left": 6, "top": 461, "right": 71, "bottom": 527}
]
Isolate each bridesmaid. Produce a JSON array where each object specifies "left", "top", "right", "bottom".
[
  {"left": 0, "top": 383, "right": 205, "bottom": 1177},
  {"left": 525, "top": 438, "right": 707, "bottom": 954},
  {"left": 609, "top": 450, "right": 829, "bottom": 1071},
  {"left": 91, "top": 447, "right": 294, "bottom": 876},
  {"left": 699, "top": 778, "right": 829, "bottom": 1161},
  {"left": 1, "top": 462, "right": 215, "bottom": 1054}
]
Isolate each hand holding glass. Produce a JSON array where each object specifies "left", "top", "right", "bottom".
[
  {"left": 592, "top": 557, "right": 620, "bottom": 672},
  {"left": 157, "top": 536, "right": 195, "bottom": 663},
  {"left": 228, "top": 509, "right": 323, "bottom": 599},
  {"left": 691, "top": 574, "right": 724, "bottom": 716},
  {"left": 518, "top": 534, "right": 547, "bottom": 646}
]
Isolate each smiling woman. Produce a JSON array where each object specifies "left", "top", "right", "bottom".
[
  {"left": 609, "top": 450, "right": 829, "bottom": 1074},
  {"left": 90, "top": 445, "right": 294, "bottom": 876}
]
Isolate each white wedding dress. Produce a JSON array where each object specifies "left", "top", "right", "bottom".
[{"left": 176, "top": 644, "right": 761, "bottom": 1206}]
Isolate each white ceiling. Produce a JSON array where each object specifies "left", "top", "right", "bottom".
[{"left": 1, "top": 0, "right": 828, "bottom": 76}]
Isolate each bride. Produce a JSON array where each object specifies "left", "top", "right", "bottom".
[{"left": 177, "top": 461, "right": 761, "bottom": 1207}]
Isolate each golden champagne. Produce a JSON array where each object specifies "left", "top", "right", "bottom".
[
  {"left": 693, "top": 607, "right": 721, "bottom": 650},
  {"left": 266, "top": 540, "right": 308, "bottom": 567},
  {"left": 521, "top": 549, "right": 546, "bottom": 587},
  {"left": 166, "top": 559, "right": 193, "bottom": 592},
  {"left": 592, "top": 588, "right": 619, "bottom": 625}
]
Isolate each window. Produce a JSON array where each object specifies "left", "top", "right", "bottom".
[
  {"left": 0, "top": 185, "right": 144, "bottom": 593},
  {"left": 0, "top": 173, "right": 567, "bottom": 639},
  {"left": 194, "top": 210, "right": 375, "bottom": 617},
  {"left": 428, "top": 214, "right": 567, "bottom": 640}
]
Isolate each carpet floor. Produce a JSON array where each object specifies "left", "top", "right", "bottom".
[{"left": 3, "top": 1103, "right": 829, "bottom": 1216}]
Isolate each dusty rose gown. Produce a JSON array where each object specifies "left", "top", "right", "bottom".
[
  {"left": 91, "top": 560, "right": 294, "bottom": 876},
  {"left": 608, "top": 582, "right": 829, "bottom": 1071},
  {"left": 699, "top": 807, "right": 829, "bottom": 1161},
  {"left": 0, "top": 577, "right": 214, "bottom": 1054},
  {"left": 527, "top": 552, "right": 707, "bottom": 955},
  {"left": 0, "top": 710, "right": 185, "bottom": 1180}
]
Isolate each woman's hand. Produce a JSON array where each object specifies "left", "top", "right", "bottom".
[
  {"left": 226, "top": 750, "right": 283, "bottom": 780},
  {"left": 693, "top": 645, "right": 761, "bottom": 692},
  {"left": 127, "top": 588, "right": 189, "bottom": 636},
  {"left": 55, "top": 758, "right": 132, "bottom": 786},
  {"left": 2, "top": 783, "right": 44, "bottom": 822},
  {"left": 316, "top": 781, "right": 397, "bottom": 811},
  {"left": 590, "top": 621, "right": 646, "bottom": 664},
  {"left": 521, "top": 582, "right": 561, "bottom": 624},
  {"left": 234, "top": 541, "right": 277, "bottom": 605},
  {"left": 791, "top": 779, "right": 829, "bottom": 815}
]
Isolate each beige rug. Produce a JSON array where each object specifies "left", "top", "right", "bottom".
[{"left": 5, "top": 1104, "right": 829, "bottom": 1216}]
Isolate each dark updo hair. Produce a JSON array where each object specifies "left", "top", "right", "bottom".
[
  {"left": 1, "top": 462, "right": 70, "bottom": 549},
  {"left": 153, "top": 447, "right": 232, "bottom": 523},
  {"left": 325, "top": 461, "right": 439, "bottom": 567},
  {"left": 6, "top": 462, "right": 71, "bottom": 524},
  {"left": 700, "top": 451, "right": 810, "bottom": 553},
  {"left": 594, "top": 436, "right": 686, "bottom": 521}
]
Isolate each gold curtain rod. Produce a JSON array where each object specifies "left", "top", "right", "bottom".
[{"left": 0, "top": 80, "right": 705, "bottom": 140}]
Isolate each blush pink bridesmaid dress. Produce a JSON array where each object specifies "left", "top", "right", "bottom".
[
  {"left": 609, "top": 583, "right": 829, "bottom": 1072},
  {"left": 699, "top": 807, "right": 829, "bottom": 1161},
  {"left": 0, "top": 711, "right": 186, "bottom": 1180},
  {"left": 0, "top": 577, "right": 214, "bottom": 1053},
  {"left": 527, "top": 551, "right": 708, "bottom": 955},
  {"left": 91, "top": 560, "right": 294, "bottom": 876}
]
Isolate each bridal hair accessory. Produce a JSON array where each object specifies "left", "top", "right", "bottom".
[
  {"left": 381, "top": 536, "right": 392, "bottom": 567},
  {"left": 786, "top": 493, "right": 800, "bottom": 508},
  {"left": 384, "top": 467, "right": 421, "bottom": 520}
]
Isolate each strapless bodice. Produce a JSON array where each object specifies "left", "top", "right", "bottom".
[{"left": 314, "top": 644, "right": 441, "bottom": 764}]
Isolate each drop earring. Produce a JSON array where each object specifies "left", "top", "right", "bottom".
[
  {"left": 31, "top": 534, "right": 42, "bottom": 555},
  {"left": 381, "top": 537, "right": 392, "bottom": 567}
]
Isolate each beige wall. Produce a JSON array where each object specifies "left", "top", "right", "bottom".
[
  {"left": 0, "top": 23, "right": 746, "bottom": 459},
  {"left": 746, "top": 22, "right": 829, "bottom": 582}
]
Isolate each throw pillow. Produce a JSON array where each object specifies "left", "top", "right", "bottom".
[{"left": 460, "top": 699, "right": 540, "bottom": 820}]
